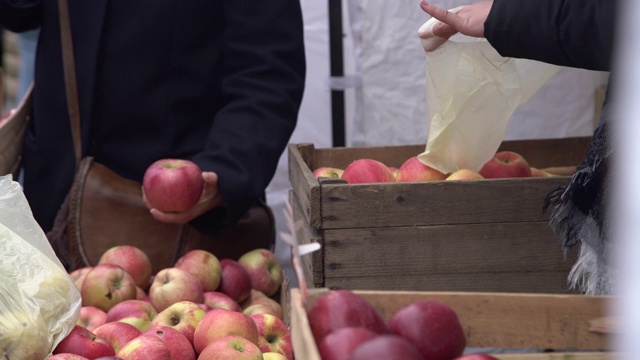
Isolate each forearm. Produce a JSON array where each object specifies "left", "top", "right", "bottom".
[
  {"left": 0, "top": 0, "right": 41, "bottom": 32},
  {"left": 485, "top": 0, "right": 616, "bottom": 71}
]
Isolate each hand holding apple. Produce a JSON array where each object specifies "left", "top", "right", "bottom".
[{"left": 142, "top": 158, "right": 204, "bottom": 213}]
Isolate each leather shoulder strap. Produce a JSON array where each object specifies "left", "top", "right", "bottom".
[{"left": 57, "top": 0, "right": 83, "bottom": 169}]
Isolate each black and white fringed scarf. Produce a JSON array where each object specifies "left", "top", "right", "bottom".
[{"left": 544, "top": 99, "right": 613, "bottom": 295}]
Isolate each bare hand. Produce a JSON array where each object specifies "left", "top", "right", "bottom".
[
  {"left": 143, "top": 171, "right": 225, "bottom": 224},
  {"left": 419, "top": 1, "right": 492, "bottom": 40}
]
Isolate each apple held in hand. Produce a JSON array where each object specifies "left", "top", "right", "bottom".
[
  {"left": 198, "top": 335, "right": 263, "bottom": 360},
  {"left": 149, "top": 267, "right": 204, "bottom": 312},
  {"left": 98, "top": 245, "right": 153, "bottom": 290},
  {"left": 53, "top": 325, "right": 115, "bottom": 358},
  {"left": 479, "top": 151, "right": 531, "bottom": 179},
  {"left": 313, "top": 167, "right": 344, "bottom": 179},
  {"left": 251, "top": 313, "right": 293, "bottom": 360},
  {"left": 238, "top": 248, "right": 283, "bottom": 297},
  {"left": 142, "top": 158, "right": 204, "bottom": 213},
  {"left": 396, "top": 156, "right": 447, "bottom": 182},
  {"left": 81, "top": 264, "right": 137, "bottom": 312},
  {"left": 174, "top": 249, "right": 222, "bottom": 292},
  {"left": 388, "top": 300, "right": 466, "bottom": 360},
  {"left": 307, "top": 289, "right": 387, "bottom": 345},
  {"left": 341, "top": 159, "right": 396, "bottom": 184}
]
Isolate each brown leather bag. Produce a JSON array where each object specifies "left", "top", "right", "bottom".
[{"left": 47, "top": 0, "right": 275, "bottom": 273}]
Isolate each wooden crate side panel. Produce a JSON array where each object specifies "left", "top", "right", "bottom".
[
  {"left": 290, "top": 191, "right": 324, "bottom": 288},
  {"left": 288, "top": 143, "right": 323, "bottom": 227},
  {"left": 321, "top": 222, "right": 579, "bottom": 293},
  {"left": 354, "top": 291, "right": 610, "bottom": 351},
  {"left": 317, "top": 177, "right": 570, "bottom": 229}
]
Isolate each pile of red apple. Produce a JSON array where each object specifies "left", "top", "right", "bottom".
[
  {"left": 313, "top": 151, "right": 567, "bottom": 184},
  {"left": 308, "top": 289, "right": 498, "bottom": 360},
  {"left": 50, "top": 246, "right": 292, "bottom": 360}
]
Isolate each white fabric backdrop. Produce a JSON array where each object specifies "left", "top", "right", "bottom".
[{"left": 267, "top": 0, "right": 610, "bottom": 286}]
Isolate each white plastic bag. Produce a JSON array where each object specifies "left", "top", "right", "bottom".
[
  {"left": 0, "top": 175, "right": 81, "bottom": 359},
  {"left": 417, "top": 14, "right": 561, "bottom": 174}
]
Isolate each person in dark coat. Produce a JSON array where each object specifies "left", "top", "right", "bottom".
[
  {"left": 419, "top": 0, "right": 617, "bottom": 294},
  {"left": 0, "top": 2, "right": 306, "bottom": 239}
]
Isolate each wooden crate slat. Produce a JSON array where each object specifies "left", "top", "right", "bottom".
[
  {"left": 321, "top": 222, "right": 577, "bottom": 276},
  {"left": 317, "top": 178, "right": 570, "bottom": 229},
  {"left": 322, "top": 271, "right": 577, "bottom": 294},
  {"left": 290, "top": 190, "right": 324, "bottom": 287}
]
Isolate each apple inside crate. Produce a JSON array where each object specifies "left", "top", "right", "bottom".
[
  {"left": 288, "top": 137, "right": 591, "bottom": 293},
  {"left": 289, "top": 288, "right": 614, "bottom": 360}
]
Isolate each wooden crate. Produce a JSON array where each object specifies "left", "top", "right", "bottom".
[
  {"left": 289, "top": 288, "right": 614, "bottom": 360},
  {"left": 288, "top": 137, "right": 592, "bottom": 293}
]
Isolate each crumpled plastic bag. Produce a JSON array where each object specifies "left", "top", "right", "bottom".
[
  {"left": 0, "top": 175, "right": 81, "bottom": 359},
  {"left": 416, "top": 12, "right": 561, "bottom": 174}
]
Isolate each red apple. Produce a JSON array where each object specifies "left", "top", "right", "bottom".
[
  {"left": 453, "top": 354, "right": 500, "bottom": 360},
  {"left": 149, "top": 300, "right": 206, "bottom": 344},
  {"left": 197, "top": 336, "right": 263, "bottom": 360},
  {"left": 251, "top": 313, "right": 293, "bottom": 360},
  {"left": 81, "top": 264, "right": 137, "bottom": 312},
  {"left": 70, "top": 266, "right": 92, "bottom": 291},
  {"left": 135, "top": 286, "right": 147, "bottom": 301},
  {"left": 142, "top": 158, "right": 204, "bottom": 213},
  {"left": 93, "top": 322, "right": 142, "bottom": 353},
  {"left": 479, "top": 151, "right": 532, "bottom": 179},
  {"left": 349, "top": 334, "right": 423, "bottom": 360},
  {"left": 217, "top": 259, "right": 252, "bottom": 303},
  {"left": 98, "top": 245, "right": 153, "bottom": 290},
  {"left": 53, "top": 325, "right": 115, "bottom": 358},
  {"left": 388, "top": 300, "right": 466, "bottom": 360},
  {"left": 47, "top": 354, "right": 90, "bottom": 360},
  {"left": 94, "top": 357, "right": 125, "bottom": 360},
  {"left": 77, "top": 306, "right": 108, "bottom": 332},
  {"left": 193, "top": 308, "right": 259, "bottom": 354},
  {"left": 115, "top": 334, "right": 174, "bottom": 360},
  {"left": 240, "top": 290, "right": 283, "bottom": 319},
  {"left": 396, "top": 156, "right": 447, "bottom": 182},
  {"left": 174, "top": 249, "right": 222, "bottom": 292},
  {"left": 238, "top": 248, "right": 283, "bottom": 297},
  {"left": 149, "top": 267, "right": 204, "bottom": 312},
  {"left": 307, "top": 289, "right": 387, "bottom": 345},
  {"left": 317, "top": 326, "right": 378, "bottom": 360},
  {"left": 341, "top": 159, "right": 396, "bottom": 184},
  {"left": 446, "top": 168, "right": 485, "bottom": 181},
  {"left": 243, "top": 303, "right": 280, "bottom": 318},
  {"left": 105, "top": 299, "right": 158, "bottom": 332},
  {"left": 312, "top": 167, "right": 344, "bottom": 179},
  {"left": 202, "top": 291, "right": 243, "bottom": 312},
  {"left": 142, "top": 325, "right": 196, "bottom": 360}
]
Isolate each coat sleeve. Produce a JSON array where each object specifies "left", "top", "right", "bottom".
[
  {"left": 189, "top": 0, "right": 306, "bottom": 235},
  {"left": 0, "top": 0, "right": 42, "bottom": 32},
  {"left": 484, "top": 0, "right": 617, "bottom": 71}
]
